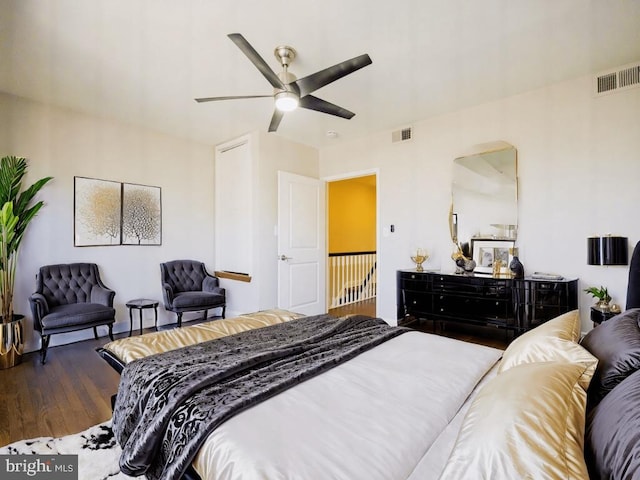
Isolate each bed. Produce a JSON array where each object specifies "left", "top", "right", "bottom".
[
  {"left": 98, "top": 283, "right": 640, "bottom": 480},
  {"left": 98, "top": 309, "right": 502, "bottom": 480}
]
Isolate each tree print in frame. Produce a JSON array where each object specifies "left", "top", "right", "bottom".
[
  {"left": 74, "top": 176, "right": 122, "bottom": 246},
  {"left": 121, "top": 182, "right": 162, "bottom": 245}
]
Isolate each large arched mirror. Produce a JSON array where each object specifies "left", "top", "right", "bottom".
[{"left": 450, "top": 141, "right": 518, "bottom": 245}]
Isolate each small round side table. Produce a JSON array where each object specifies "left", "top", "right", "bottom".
[{"left": 126, "top": 299, "right": 159, "bottom": 336}]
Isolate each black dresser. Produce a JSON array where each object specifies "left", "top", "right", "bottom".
[{"left": 396, "top": 270, "right": 578, "bottom": 336}]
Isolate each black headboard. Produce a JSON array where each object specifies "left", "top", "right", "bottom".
[{"left": 626, "top": 241, "right": 640, "bottom": 310}]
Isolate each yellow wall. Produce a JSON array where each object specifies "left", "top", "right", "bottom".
[{"left": 328, "top": 175, "right": 376, "bottom": 253}]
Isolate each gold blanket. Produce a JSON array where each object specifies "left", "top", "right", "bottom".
[{"left": 102, "top": 309, "right": 305, "bottom": 365}]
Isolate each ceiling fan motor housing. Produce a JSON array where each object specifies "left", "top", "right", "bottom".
[
  {"left": 276, "top": 71, "right": 299, "bottom": 92},
  {"left": 274, "top": 71, "right": 300, "bottom": 112}
]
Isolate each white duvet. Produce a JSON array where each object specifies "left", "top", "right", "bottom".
[{"left": 192, "top": 331, "right": 502, "bottom": 480}]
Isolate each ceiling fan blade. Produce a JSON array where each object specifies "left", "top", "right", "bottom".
[
  {"left": 299, "top": 95, "right": 355, "bottom": 119},
  {"left": 195, "top": 95, "right": 272, "bottom": 103},
  {"left": 268, "top": 109, "right": 284, "bottom": 132},
  {"left": 295, "top": 54, "right": 372, "bottom": 97},
  {"left": 228, "top": 33, "right": 285, "bottom": 90}
]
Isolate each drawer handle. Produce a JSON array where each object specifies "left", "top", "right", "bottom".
[
  {"left": 411, "top": 274, "right": 416, "bottom": 279},
  {"left": 412, "top": 300, "right": 417, "bottom": 304}
]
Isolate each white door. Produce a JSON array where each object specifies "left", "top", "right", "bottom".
[{"left": 277, "top": 171, "right": 326, "bottom": 315}]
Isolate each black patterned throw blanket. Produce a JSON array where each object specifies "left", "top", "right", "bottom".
[{"left": 112, "top": 314, "right": 409, "bottom": 480}]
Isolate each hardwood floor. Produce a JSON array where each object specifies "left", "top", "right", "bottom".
[
  {"left": 0, "top": 301, "right": 505, "bottom": 447},
  {"left": 0, "top": 334, "right": 121, "bottom": 447},
  {"left": 328, "top": 297, "right": 376, "bottom": 318}
]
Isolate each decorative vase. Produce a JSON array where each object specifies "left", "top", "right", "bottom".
[
  {"left": 411, "top": 248, "right": 429, "bottom": 272},
  {"left": 509, "top": 256, "right": 524, "bottom": 279},
  {"left": 463, "top": 258, "right": 476, "bottom": 273},
  {"left": 0, "top": 314, "right": 25, "bottom": 369}
]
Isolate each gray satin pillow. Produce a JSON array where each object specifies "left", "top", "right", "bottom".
[
  {"left": 580, "top": 308, "right": 640, "bottom": 405},
  {"left": 585, "top": 368, "right": 640, "bottom": 480}
]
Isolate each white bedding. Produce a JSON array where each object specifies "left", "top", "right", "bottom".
[{"left": 192, "top": 331, "right": 503, "bottom": 480}]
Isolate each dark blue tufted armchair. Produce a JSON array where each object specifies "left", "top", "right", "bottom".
[
  {"left": 29, "top": 263, "right": 116, "bottom": 364},
  {"left": 160, "top": 260, "right": 226, "bottom": 327}
]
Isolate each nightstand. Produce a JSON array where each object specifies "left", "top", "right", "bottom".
[{"left": 590, "top": 306, "right": 618, "bottom": 327}]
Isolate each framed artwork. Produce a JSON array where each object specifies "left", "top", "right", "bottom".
[
  {"left": 74, "top": 177, "right": 162, "bottom": 246},
  {"left": 121, "top": 182, "right": 162, "bottom": 245},
  {"left": 471, "top": 239, "right": 515, "bottom": 275},
  {"left": 74, "top": 177, "right": 122, "bottom": 246}
]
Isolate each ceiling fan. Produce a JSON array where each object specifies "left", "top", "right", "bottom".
[{"left": 195, "top": 33, "right": 373, "bottom": 132}]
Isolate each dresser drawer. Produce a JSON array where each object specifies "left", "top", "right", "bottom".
[
  {"left": 403, "top": 290, "right": 432, "bottom": 313},
  {"left": 432, "top": 275, "right": 510, "bottom": 298},
  {"left": 400, "top": 278, "right": 431, "bottom": 292},
  {"left": 433, "top": 294, "right": 511, "bottom": 321},
  {"left": 531, "top": 282, "right": 570, "bottom": 307}
]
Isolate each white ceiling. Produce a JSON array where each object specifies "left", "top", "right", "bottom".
[{"left": 1, "top": 0, "right": 639, "bottom": 149}]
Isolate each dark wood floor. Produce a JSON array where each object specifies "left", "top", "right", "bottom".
[
  {"left": 328, "top": 297, "right": 377, "bottom": 317},
  {"left": 1, "top": 300, "right": 506, "bottom": 446},
  {"left": 0, "top": 333, "right": 122, "bottom": 446}
]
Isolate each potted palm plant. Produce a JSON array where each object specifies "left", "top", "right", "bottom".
[{"left": 0, "top": 156, "right": 52, "bottom": 368}]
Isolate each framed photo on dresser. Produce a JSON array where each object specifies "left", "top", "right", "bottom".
[{"left": 471, "top": 239, "right": 515, "bottom": 275}]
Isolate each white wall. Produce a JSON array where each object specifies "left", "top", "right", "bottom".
[
  {"left": 255, "top": 131, "right": 319, "bottom": 311},
  {"left": 215, "top": 130, "right": 319, "bottom": 317},
  {"left": 0, "top": 92, "right": 216, "bottom": 352},
  {"left": 319, "top": 74, "right": 640, "bottom": 332}
]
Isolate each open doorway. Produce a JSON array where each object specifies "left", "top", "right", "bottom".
[{"left": 326, "top": 173, "right": 377, "bottom": 318}]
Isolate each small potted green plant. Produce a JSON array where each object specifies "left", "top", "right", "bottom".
[{"left": 584, "top": 285, "right": 612, "bottom": 311}]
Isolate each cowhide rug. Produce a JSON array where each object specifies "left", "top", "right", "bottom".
[{"left": 0, "top": 420, "right": 135, "bottom": 480}]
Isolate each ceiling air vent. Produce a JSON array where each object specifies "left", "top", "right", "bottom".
[
  {"left": 595, "top": 62, "right": 640, "bottom": 96},
  {"left": 392, "top": 126, "right": 412, "bottom": 143}
]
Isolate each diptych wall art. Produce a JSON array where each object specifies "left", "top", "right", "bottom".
[{"left": 74, "top": 177, "right": 162, "bottom": 247}]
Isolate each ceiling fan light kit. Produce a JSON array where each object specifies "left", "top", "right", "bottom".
[
  {"left": 275, "top": 91, "right": 299, "bottom": 112},
  {"left": 195, "top": 33, "right": 372, "bottom": 132}
]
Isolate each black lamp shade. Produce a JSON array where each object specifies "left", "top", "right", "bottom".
[
  {"left": 602, "top": 236, "right": 628, "bottom": 265},
  {"left": 588, "top": 236, "right": 628, "bottom": 265},
  {"left": 587, "top": 237, "right": 601, "bottom": 265}
]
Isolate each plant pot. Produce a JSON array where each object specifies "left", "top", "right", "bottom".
[
  {"left": 595, "top": 300, "right": 611, "bottom": 312},
  {"left": 0, "top": 314, "right": 25, "bottom": 369}
]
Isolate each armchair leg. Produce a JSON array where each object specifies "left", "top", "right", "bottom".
[
  {"left": 40, "top": 335, "right": 50, "bottom": 365},
  {"left": 177, "top": 312, "right": 183, "bottom": 328},
  {"left": 202, "top": 310, "right": 208, "bottom": 321},
  {"left": 221, "top": 306, "right": 226, "bottom": 319},
  {"left": 93, "top": 326, "right": 99, "bottom": 340},
  {"left": 108, "top": 324, "right": 114, "bottom": 341}
]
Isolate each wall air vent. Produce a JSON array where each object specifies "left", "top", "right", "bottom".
[
  {"left": 595, "top": 62, "right": 640, "bottom": 96},
  {"left": 392, "top": 126, "right": 412, "bottom": 143}
]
